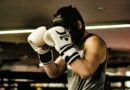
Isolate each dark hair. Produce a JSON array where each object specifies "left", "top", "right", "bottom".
[{"left": 53, "top": 5, "right": 85, "bottom": 44}]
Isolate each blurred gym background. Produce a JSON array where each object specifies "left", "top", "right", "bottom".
[{"left": 0, "top": 0, "right": 130, "bottom": 90}]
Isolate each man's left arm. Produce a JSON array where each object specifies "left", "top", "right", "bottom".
[{"left": 69, "top": 35, "right": 107, "bottom": 79}]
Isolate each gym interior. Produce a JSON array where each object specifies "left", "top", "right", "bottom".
[{"left": 0, "top": 0, "right": 130, "bottom": 90}]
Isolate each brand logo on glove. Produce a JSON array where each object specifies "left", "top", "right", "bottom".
[{"left": 56, "top": 30, "right": 69, "bottom": 41}]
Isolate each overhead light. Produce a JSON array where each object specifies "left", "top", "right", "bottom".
[
  {"left": 0, "top": 24, "right": 130, "bottom": 34},
  {"left": 0, "top": 29, "right": 34, "bottom": 34},
  {"left": 85, "top": 24, "right": 130, "bottom": 30}
]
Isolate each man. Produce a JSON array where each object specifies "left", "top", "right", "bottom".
[{"left": 28, "top": 6, "right": 108, "bottom": 90}]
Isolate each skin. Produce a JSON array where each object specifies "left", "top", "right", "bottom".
[{"left": 41, "top": 26, "right": 108, "bottom": 79}]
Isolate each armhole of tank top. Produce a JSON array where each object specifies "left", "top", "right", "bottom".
[{"left": 83, "top": 33, "right": 108, "bottom": 64}]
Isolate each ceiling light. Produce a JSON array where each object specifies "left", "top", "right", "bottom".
[
  {"left": 97, "top": 6, "right": 104, "bottom": 11},
  {"left": 0, "top": 24, "right": 130, "bottom": 34},
  {"left": 85, "top": 24, "right": 130, "bottom": 30},
  {"left": 0, "top": 29, "right": 34, "bottom": 34}
]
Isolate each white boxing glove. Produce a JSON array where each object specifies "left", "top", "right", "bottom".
[
  {"left": 27, "top": 26, "right": 48, "bottom": 54},
  {"left": 44, "top": 26, "right": 71, "bottom": 51},
  {"left": 44, "top": 26, "right": 80, "bottom": 64},
  {"left": 27, "top": 26, "right": 53, "bottom": 64}
]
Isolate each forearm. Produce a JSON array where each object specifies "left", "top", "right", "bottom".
[
  {"left": 41, "top": 60, "right": 59, "bottom": 78},
  {"left": 69, "top": 58, "right": 90, "bottom": 79},
  {"left": 40, "top": 56, "right": 67, "bottom": 78},
  {"left": 69, "top": 52, "right": 104, "bottom": 80}
]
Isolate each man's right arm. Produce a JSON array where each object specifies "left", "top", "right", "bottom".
[
  {"left": 27, "top": 26, "right": 67, "bottom": 78},
  {"left": 41, "top": 56, "right": 67, "bottom": 78}
]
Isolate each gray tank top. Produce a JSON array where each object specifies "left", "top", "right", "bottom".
[{"left": 67, "top": 33, "right": 108, "bottom": 90}]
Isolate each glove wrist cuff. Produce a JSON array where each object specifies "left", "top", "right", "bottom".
[
  {"left": 38, "top": 50, "right": 53, "bottom": 64},
  {"left": 60, "top": 45, "right": 80, "bottom": 64}
]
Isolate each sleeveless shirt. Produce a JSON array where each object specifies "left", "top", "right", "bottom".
[{"left": 67, "top": 33, "right": 108, "bottom": 90}]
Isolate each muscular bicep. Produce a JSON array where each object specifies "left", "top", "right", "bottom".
[
  {"left": 68, "top": 36, "right": 107, "bottom": 79},
  {"left": 84, "top": 36, "right": 107, "bottom": 73}
]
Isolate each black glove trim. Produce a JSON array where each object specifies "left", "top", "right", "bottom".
[
  {"left": 60, "top": 44, "right": 80, "bottom": 64},
  {"left": 65, "top": 52, "right": 80, "bottom": 64},
  {"left": 38, "top": 50, "right": 52, "bottom": 64},
  {"left": 60, "top": 44, "right": 73, "bottom": 56}
]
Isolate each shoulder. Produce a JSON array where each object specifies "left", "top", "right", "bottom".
[
  {"left": 84, "top": 33, "right": 106, "bottom": 49},
  {"left": 83, "top": 33, "right": 107, "bottom": 63}
]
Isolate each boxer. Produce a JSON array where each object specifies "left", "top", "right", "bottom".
[{"left": 28, "top": 5, "right": 108, "bottom": 90}]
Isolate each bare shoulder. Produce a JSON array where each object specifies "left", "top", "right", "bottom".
[
  {"left": 84, "top": 34, "right": 107, "bottom": 63},
  {"left": 85, "top": 35, "right": 107, "bottom": 50}
]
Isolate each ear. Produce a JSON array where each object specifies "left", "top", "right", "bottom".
[{"left": 77, "top": 20, "right": 82, "bottom": 29}]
